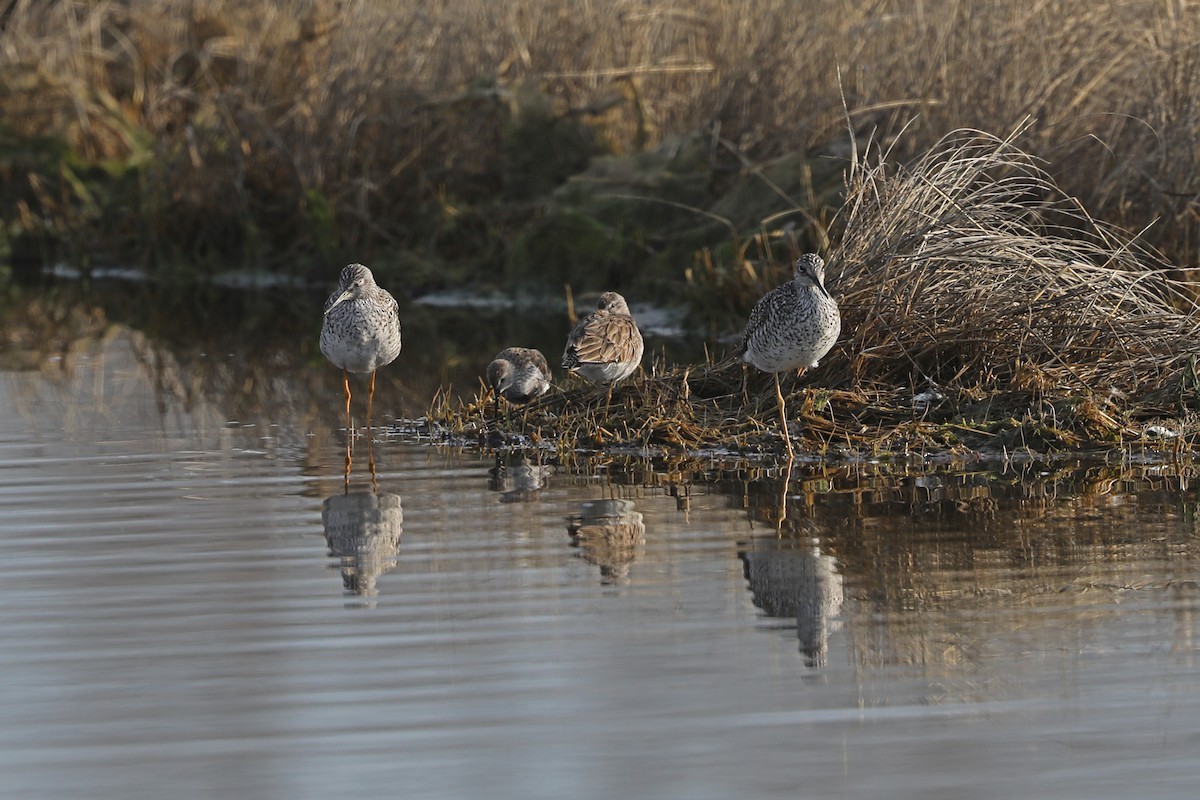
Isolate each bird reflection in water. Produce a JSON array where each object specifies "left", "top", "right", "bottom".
[
  {"left": 567, "top": 499, "right": 645, "bottom": 584},
  {"left": 739, "top": 535, "right": 844, "bottom": 668},
  {"left": 487, "top": 452, "right": 553, "bottom": 502},
  {"left": 321, "top": 490, "right": 403, "bottom": 604}
]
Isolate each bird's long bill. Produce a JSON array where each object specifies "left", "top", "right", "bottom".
[
  {"left": 324, "top": 290, "right": 354, "bottom": 316},
  {"left": 815, "top": 280, "right": 832, "bottom": 300}
]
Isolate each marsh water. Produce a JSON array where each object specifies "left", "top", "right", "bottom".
[{"left": 1, "top": 281, "right": 1199, "bottom": 799}]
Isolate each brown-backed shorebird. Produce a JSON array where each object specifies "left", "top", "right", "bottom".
[
  {"left": 486, "top": 347, "right": 551, "bottom": 414},
  {"left": 738, "top": 253, "right": 841, "bottom": 459},
  {"left": 320, "top": 263, "right": 402, "bottom": 456},
  {"left": 561, "top": 292, "right": 643, "bottom": 406}
]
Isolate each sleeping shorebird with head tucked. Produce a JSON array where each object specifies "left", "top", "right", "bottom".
[
  {"left": 738, "top": 253, "right": 841, "bottom": 459},
  {"left": 561, "top": 291, "right": 644, "bottom": 392},
  {"left": 486, "top": 347, "right": 551, "bottom": 414},
  {"left": 320, "top": 263, "right": 402, "bottom": 443}
]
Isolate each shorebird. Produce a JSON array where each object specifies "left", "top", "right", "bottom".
[
  {"left": 561, "top": 292, "right": 644, "bottom": 405},
  {"left": 486, "top": 347, "right": 551, "bottom": 411},
  {"left": 738, "top": 253, "right": 841, "bottom": 459},
  {"left": 320, "top": 263, "right": 402, "bottom": 445}
]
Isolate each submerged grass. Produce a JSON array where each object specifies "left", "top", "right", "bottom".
[{"left": 426, "top": 361, "right": 1197, "bottom": 462}]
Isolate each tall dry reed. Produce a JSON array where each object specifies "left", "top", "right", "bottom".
[
  {"left": 2, "top": 0, "right": 1200, "bottom": 278},
  {"left": 828, "top": 124, "right": 1200, "bottom": 399}
]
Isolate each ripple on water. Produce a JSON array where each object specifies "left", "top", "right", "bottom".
[{"left": 1, "top": 321, "right": 1199, "bottom": 800}]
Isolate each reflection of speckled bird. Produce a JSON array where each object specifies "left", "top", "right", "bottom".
[
  {"left": 487, "top": 452, "right": 553, "bottom": 503},
  {"left": 567, "top": 498, "right": 645, "bottom": 584},
  {"left": 562, "top": 292, "right": 644, "bottom": 386},
  {"left": 486, "top": 347, "right": 551, "bottom": 413},
  {"left": 738, "top": 253, "right": 840, "bottom": 458},
  {"left": 739, "top": 537, "right": 843, "bottom": 668},
  {"left": 322, "top": 491, "right": 403, "bottom": 602},
  {"left": 320, "top": 263, "right": 402, "bottom": 431}
]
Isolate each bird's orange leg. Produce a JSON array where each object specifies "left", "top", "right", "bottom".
[
  {"left": 367, "top": 370, "right": 377, "bottom": 477},
  {"left": 367, "top": 370, "right": 376, "bottom": 435},
  {"left": 343, "top": 368, "right": 353, "bottom": 476},
  {"left": 775, "top": 372, "right": 794, "bottom": 461}
]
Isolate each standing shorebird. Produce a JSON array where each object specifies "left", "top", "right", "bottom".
[
  {"left": 486, "top": 347, "right": 552, "bottom": 415},
  {"left": 561, "top": 292, "right": 644, "bottom": 405},
  {"left": 320, "top": 263, "right": 402, "bottom": 453},
  {"left": 738, "top": 253, "right": 841, "bottom": 459}
]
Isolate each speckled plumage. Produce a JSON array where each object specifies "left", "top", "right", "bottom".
[
  {"left": 320, "top": 263, "right": 401, "bottom": 468},
  {"left": 561, "top": 291, "right": 644, "bottom": 384},
  {"left": 739, "top": 253, "right": 840, "bottom": 374},
  {"left": 320, "top": 263, "right": 402, "bottom": 374},
  {"left": 738, "top": 253, "right": 841, "bottom": 460},
  {"left": 487, "top": 347, "right": 551, "bottom": 405}
]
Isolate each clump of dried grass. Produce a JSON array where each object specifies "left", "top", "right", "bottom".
[
  {"left": 827, "top": 124, "right": 1200, "bottom": 400},
  {"left": 426, "top": 126, "right": 1200, "bottom": 458}
]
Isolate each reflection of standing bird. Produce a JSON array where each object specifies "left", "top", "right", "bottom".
[
  {"left": 738, "top": 253, "right": 840, "bottom": 459},
  {"left": 562, "top": 292, "right": 644, "bottom": 386},
  {"left": 739, "top": 537, "right": 843, "bottom": 668},
  {"left": 321, "top": 491, "right": 403, "bottom": 601},
  {"left": 320, "top": 263, "right": 402, "bottom": 432},
  {"left": 567, "top": 498, "right": 645, "bottom": 584},
  {"left": 486, "top": 347, "right": 551, "bottom": 412}
]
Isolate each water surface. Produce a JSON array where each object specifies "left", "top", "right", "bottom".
[{"left": 0, "top": 294, "right": 1198, "bottom": 799}]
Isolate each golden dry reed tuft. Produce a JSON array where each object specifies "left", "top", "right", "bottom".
[
  {"left": 432, "top": 127, "right": 1200, "bottom": 459},
  {"left": 4, "top": 1, "right": 1200, "bottom": 273}
]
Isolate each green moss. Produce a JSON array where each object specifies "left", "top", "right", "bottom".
[
  {"left": 501, "top": 87, "right": 603, "bottom": 201},
  {"left": 506, "top": 207, "right": 637, "bottom": 289},
  {"left": 303, "top": 188, "right": 339, "bottom": 263}
]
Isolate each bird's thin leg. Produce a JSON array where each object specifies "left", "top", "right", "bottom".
[
  {"left": 775, "top": 372, "right": 793, "bottom": 460},
  {"left": 367, "top": 369, "right": 376, "bottom": 436},
  {"left": 741, "top": 364, "right": 749, "bottom": 405},
  {"left": 367, "top": 370, "right": 379, "bottom": 477},
  {"left": 343, "top": 368, "right": 353, "bottom": 474}
]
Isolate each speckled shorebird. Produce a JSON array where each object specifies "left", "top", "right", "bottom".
[
  {"left": 320, "top": 263, "right": 402, "bottom": 441},
  {"left": 561, "top": 292, "right": 644, "bottom": 403},
  {"left": 739, "top": 253, "right": 841, "bottom": 459},
  {"left": 486, "top": 347, "right": 551, "bottom": 414}
]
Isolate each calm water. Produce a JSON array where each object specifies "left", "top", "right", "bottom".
[{"left": 1, "top": 292, "right": 1199, "bottom": 799}]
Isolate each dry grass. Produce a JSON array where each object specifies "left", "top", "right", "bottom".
[
  {"left": 426, "top": 127, "right": 1200, "bottom": 458},
  {"left": 4, "top": 0, "right": 1200, "bottom": 278},
  {"left": 828, "top": 124, "right": 1199, "bottom": 396}
]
